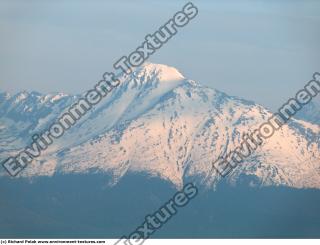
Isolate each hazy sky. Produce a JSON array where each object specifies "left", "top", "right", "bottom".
[{"left": 0, "top": 0, "right": 319, "bottom": 110}]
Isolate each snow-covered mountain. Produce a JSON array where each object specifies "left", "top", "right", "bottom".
[{"left": 0, "top": 63, "right": 319, "bottom": 189}]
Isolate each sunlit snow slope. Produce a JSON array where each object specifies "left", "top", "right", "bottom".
[{"left": 0, "top": 63, "right": 319, "bottom": 189}]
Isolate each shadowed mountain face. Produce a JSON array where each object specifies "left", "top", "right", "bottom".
[{"left": 1, "top": 173, "right": 320, "bottom": 238}]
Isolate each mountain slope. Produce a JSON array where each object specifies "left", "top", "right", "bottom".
[{"left": 0, "top": 63, "right": 319, "bottom": 189}]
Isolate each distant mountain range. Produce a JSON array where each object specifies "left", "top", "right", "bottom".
[
  {"left": 296, "top": 97, "right": 320, "bottom": 125},
  {"left": 0, "top": 63, "right": 319, "bottom": 189}
]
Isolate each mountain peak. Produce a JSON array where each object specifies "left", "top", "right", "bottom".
[{"left": 132, "top": 62, "right": 185, "bottom": 83}]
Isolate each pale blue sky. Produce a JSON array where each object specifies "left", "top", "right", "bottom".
[{"left": 0, "top": 0, "right": 319, "bottom": 110}]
